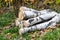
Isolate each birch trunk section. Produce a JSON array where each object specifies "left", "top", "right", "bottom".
[{"left": 23, "top": 13, "right": 57, "bottom": 27}]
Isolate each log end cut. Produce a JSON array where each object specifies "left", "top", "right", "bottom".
[
  {"left": 19, "top": 6, "right": 25, "bottom": 11},
  {"left": 18, "top": 11, "right": 25, "bottom": 20},
  {"left": 23, "top": 21, "right": 29, "bottom": 27}
]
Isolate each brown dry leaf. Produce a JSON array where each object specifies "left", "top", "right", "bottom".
[
  {"left": 33, "top": 32, "right": 37, "bottom": 35},
  {"left": 37, "top": 31, "right": 41, "bottom": 35},
  {"left": 24, "top": 0, "right": 35, "bottom": 4},
  {"left": 10, "top": 0, "right": 13, "bottom": 2},
  {"left": 40, "top": 31, "right": 44, "bottom": 34},
  {"left": 6, "top": 33, "right": 12, "bottom": 39},
  {"left": 29, "top": 34, "right": 35, "bottom": 40},
  {"left": 30, "top": 0, "right": 35, "bottom": 3},
  {"left": 48, "top": 25, "right": 56, "bottom": 29},
  {"left": 44, "top": 29, "right": 51, "bottom": 32},
  {"left": 30, "top": 34, "right": 35, "bottom": 38},
  {"left": 5, "top": 0, "right": 8, "bottom": 2},
  {"left": 24, "top": 0, "right": 28, "bottom": 3},
  {"left": 32, "top": 35, "right": 35, "bottom": 38},
  {"left": 31, "top": 38, "right": 35, "bottom": 40}
]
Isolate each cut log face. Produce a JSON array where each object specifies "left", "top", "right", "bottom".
[
  {"left": 18, "top": 11, "right": 25, "bottom": 20},
  {"left": 23, "top": 13, "right": 57, "bottom": 27},
  {"left": 19, "top": 14, "right": 60, "bottom": 34},
  {"left": 15, "top": 18, "right": 21, "bottom": 26}
]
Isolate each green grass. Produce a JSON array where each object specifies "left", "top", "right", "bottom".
[
  {"left": 42, "top": 28, "right": 60, "bottom": 40},
  {"left": 0, "top": 11, "right": 60, "bottom": 40},
  {"left": 0, "top": 11, "right": 16, "bottom": 27}
]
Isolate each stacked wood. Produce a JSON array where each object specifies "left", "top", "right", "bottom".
[{"left": 15, "top": 7, "right": 60, "bottom": 34}]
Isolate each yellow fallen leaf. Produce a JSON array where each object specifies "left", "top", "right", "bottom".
[
  {"left": 7, "top": 33, "right": 11, "bottom": 39},
  {"left": 5, "top": 0, "right": 8, "bottom": 2},
  {"left": 45, "top": 29, "right": 50, "bottom": 32},
  {"left": 31, "top": 38, "right": 35, "bottom": 40},
  {"left": 10, "top": 0, "right": 13, "bottom": 2}
]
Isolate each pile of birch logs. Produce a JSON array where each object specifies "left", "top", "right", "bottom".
[{"left": 15, "top": 6, "right": 60, "bottom": 34}]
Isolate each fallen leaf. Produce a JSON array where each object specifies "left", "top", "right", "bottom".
[{"left": 6, "top": 33, "right": 12, "bottom": 39}]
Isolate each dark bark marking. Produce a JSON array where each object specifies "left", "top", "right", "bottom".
[{"left": 29, "top": 19, "right": 34, "bottom": 23}]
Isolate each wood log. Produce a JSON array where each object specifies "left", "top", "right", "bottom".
[
  {"left": 18, "top": 11, "right": 37, "bottom": 20},
  {"left": 19, "top": 7, "right": 57, "bottom": 20},
  {"left": 23, "top": 13, "right": 57, "bottom": 27},
  {"left": 19, "top": 14, "right": 60, "bottom": 34},
  {"left": 19, "top": 10, "right": 57, "bottom": 20}
]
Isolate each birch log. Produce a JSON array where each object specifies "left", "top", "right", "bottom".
[
  {"left": 19, "top": 6, "right": 50, "bottom": 20},
  {"left": 19, "top": 14, "right": 60, "bottom": 34},
  {"left": 19, "top": 6, "right": 57, "bottom": 20},
  {"left": 18, "top": 11, "right": 37, "bottom": 20},
  {"left": 23, "top": 13, "right": 57, "bottom": 27},
  {"left": 19, "top": 10, "right": 57, "bottom": 20}
]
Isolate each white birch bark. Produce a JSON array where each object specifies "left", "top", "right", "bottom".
[
  {"left": 19, "top": 6, "right": 49, "bottom": 20},
  {"left": 19, "top": 10, "right": 57, "bottom": 20},
  {"left": 19, "top": 14, "right": 60, "bottom": 34},
  {"left": 18, "top": 11, "right": 39, "bottom": 20},
  {"left": 23, "top": 13, "right": 57, "bottom": 27}
]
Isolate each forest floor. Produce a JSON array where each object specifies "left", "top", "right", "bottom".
[{"left": 0, "top": 11, "right": 60, "bottom": 40}]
